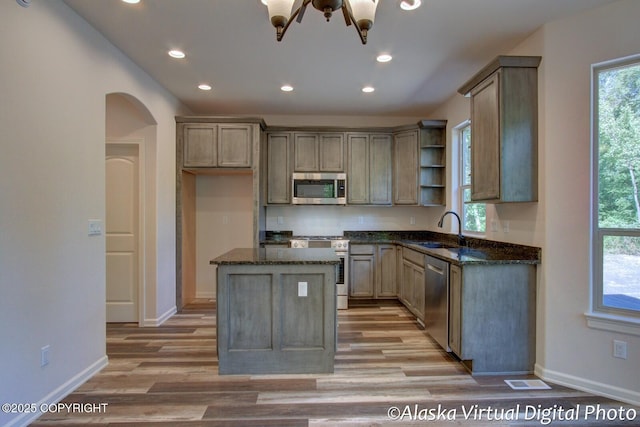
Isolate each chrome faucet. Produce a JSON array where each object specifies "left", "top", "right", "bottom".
[{"left": 437, "top": 210, "right": 466, "bottom": 247}]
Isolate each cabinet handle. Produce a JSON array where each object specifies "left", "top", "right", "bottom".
[{"left": 427, "top": 263, "right": 445, "bottom": 275}]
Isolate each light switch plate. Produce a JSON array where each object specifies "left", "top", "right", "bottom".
[
  {"left": 88, "top": 219, "right": 102, "bottom": 236},
  {"left": 298, "top": 281, "right": 308, "bottom": 297}
]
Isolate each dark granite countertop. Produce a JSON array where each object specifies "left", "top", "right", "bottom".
[
  {"left": 345, "top": 230, "right": 540, "bottom": 265},
  {"left": 261, "top": 230, "right": 541, "bottom": 266},
  {"left": 210, "top": 248, "right": 340, "bottom": 265}
]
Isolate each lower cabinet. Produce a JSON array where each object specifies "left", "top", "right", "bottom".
[
  {"left": 399, "top": 247, "right": 425, "bottom": 320},
  {"left": 448, "top": 263, "right": 536, "bottom": 374},
  {"left": 376, "top": 244, "right": 397, "bottom": 298},
  {"left": 349, "top": 244, "right": 397, "bottom": 299},
  {"left": 349, "top": 245, "right": 375, "bottom": 298}
]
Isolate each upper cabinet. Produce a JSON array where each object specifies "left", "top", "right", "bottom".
[
  {"left": 293, "top": 132, "right": 344, "bottom": 172},
  {"left": 458, "top": 56, "right": 541, "bottom": 203},
  {"left": 266, "top": 132, "right": 292, "bottom": 204},
  {"left": 347, "top": 133, "right": 392, "bottom": 205},
  {"left": 263, "top": 121, "right": 446, "bottom": 206},
  {"left": 393, "top": 129, "right": 419, "bottom": 205},
  {"left": 178, "top": 118, "right": 264, "bottom": 169}
]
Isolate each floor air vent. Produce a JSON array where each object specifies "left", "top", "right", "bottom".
[{"left": 505, "top": 379, "right": 551, "bottom": 390}]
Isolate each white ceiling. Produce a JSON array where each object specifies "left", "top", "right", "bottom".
[{"left": 63, "top": 0, "right": 614, "bottom": 117}]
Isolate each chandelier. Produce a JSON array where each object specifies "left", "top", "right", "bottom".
[{"left": 263, "top": 0, "right": 380, "bottom": 45}]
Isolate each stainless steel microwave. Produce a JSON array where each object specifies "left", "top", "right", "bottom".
[{"left": 292, "top": 173, "right": 346, "bottom": 205}]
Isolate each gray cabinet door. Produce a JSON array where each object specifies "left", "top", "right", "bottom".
[
  {"left": 369, "top": 134, "right": 392, "bottom": 205},
  {"left": 346, "top": 133, "right": 369, "bottom": 204},
  {"left": 267, "top": 133, "right": 291, "bottom": 204},
  {"left": 319, "top": 133, "right": 345, "bottom": 171},
  {"left": 350, "top": 255, "right": 375, "bottom": 297},
  {"left": 470, "top": 72, "right": 501, "bottom": 200},
  {"left": 349, "top": 245, "right": 376, "bottom": 297},
  {"left": 294, "top": 133, "right": 345, "bottom": 172},
  {"left": 217, "top": 124, "right": 252, "bottom": 167},
  {"left": 183, "top": 124, "right": 217, "bottom": 167},
  {"left": 293, "top": 133, "right": 319, "bottom": 171},
  {"left": 376, "top": 244, "right": 397, "bottom": 298},
  {"left": 465, "top": 57, "right": 539, "bottom": 203},
  {"left": 393, "top": 130, "right": 418, "bottom": 205}
]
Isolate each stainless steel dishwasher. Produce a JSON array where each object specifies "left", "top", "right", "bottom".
[{"left": 424, "top": 255, "right": 450, "bottom": 351}]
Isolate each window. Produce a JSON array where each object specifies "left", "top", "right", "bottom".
[
  {"left": 459, "top": 123, "right": 486, "bottom": 234},
  {"left": 591, "top": 55, "right": 640, "bottom": 325}
]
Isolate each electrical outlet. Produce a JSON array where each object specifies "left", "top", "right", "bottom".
[
  {"left": 41, "top": 345, "right": 50, "bottom": 367},
  {"left": 358, "top": 216, "right": 364, "bottom": 225},
  {"left": 503, "top": 220, "right": 510, "bottom": 233},
  {"left": 613, "top": 340, "right": 627, "bottom": 359},
  {"left": 277, "top": 216, "right": 284, "bottom": 225},
  {"left": 490, "top": 220, "right": 498, "bottom": 232},
  {"left": 410, "top": 216, "right": 416, "bottom": 225}
]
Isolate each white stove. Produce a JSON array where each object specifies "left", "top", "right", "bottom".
[{"left": 289, "top": 236, "right": 349, "bottom": 309}]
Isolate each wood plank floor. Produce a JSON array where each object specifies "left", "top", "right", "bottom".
[{"left": 32, "top": 300, "right": 638, "bottom": 426}]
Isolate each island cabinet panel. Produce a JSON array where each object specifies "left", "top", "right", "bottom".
[
  {"left": 228, "top": 274, "right": 273, "bottom": 350},
  {"left": 217, "top": 263, "right": 336, "bottom": 374},
  {"left": 448, "top": 263, "right": 536, "bottom": 374},
  {"left": 281, "top": 273, "right": 325, "bottom": 348}
]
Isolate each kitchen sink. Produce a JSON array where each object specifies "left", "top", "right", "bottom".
[
  {"left": 447, "top": 247, "right": 489, "bottom": 259},
  {"left": 414, "top": 241, "right": 450, "bottom": 249}
]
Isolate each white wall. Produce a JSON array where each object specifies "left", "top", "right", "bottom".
[
  {"left": 0, "top": 2, "right": 187, "bottom": 426},
  {"left": 196, "top": 174, "right": 254, "bottom": 297},
  {"left": 430, "top": 0, "right": 640, "bottom": 405}
]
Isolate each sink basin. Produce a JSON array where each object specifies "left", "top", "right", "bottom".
[
  {"left": 414, "top": 241, "right": 449, "bottom": 248},
  {"left": 447, "top": 247, "right": 489, "bottom": 259}
]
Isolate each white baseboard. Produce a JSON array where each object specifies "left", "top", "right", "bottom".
[
  {"left": 6, "top": 355, "right": 109, "bottom": 427},
  {"left": 196, "top": 290, "right": 215, "bottom": 299},
  {"left": 142, "top": 305, "right": 177, "bottom": 327},
  {"left": 535, "top": 363, "right": 640, "bottom": 406}
]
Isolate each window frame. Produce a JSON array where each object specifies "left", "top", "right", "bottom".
[
  {"left": 457, "top": 121, "right": 486, "bottom": 236},
  {"left": 588, "top": 54, "right": 640, "bottom": 335}
]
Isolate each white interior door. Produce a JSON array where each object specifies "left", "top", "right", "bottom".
[{"left": 106, "top": 144, "right": 139, "bottom": 322}]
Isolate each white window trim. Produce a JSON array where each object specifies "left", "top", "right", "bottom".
[
  {"left": 456, "top": 120, "right": 486, "bottom": 237},
  {"left": 588, "top": 53, "right": 640, "bottom": 334}
]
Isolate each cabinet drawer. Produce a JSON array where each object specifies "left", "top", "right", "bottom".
[
  {"left": 350, "top": 245, "right": 375, "bottom": 255},
  {"left": 403, "top": 247, "right": 424, "bottom": 267}
]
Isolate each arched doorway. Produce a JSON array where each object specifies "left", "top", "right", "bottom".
[{"left": 105, "top": 93, "right": 157, "bottom": 325}]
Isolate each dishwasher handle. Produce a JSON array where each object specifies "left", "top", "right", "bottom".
[{"left": 427, "top": 263, "right": 445, "bottom": 275}]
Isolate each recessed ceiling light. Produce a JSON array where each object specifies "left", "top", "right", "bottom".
[
  {"left": 281, "top": 85, "right": 294, "bottom": 92},
  {"left": 362, "top": 86, "right": 375, "bottom": 93},
  {"left": 168, "top": 50, "right": 185, "bottom": 59},
  {"left": 122, "top": 0, "right": 140, "bottom": 4},
  {"left": 400, "top": 0, "right": 421, "bottom": 11},
  {"left": 376, "top": 54, "right": 392, "bottom": 63},
  {"left": 198, "top": 84, "right": 212, "bottom": 91}
]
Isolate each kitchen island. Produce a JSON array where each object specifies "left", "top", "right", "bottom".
[{"left": 210, "top": 248, "right": 339, "bottom": 375}]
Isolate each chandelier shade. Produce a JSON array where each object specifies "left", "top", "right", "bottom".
[{"left": 263, "top": 0, "right": 379, "bottom": 44}]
